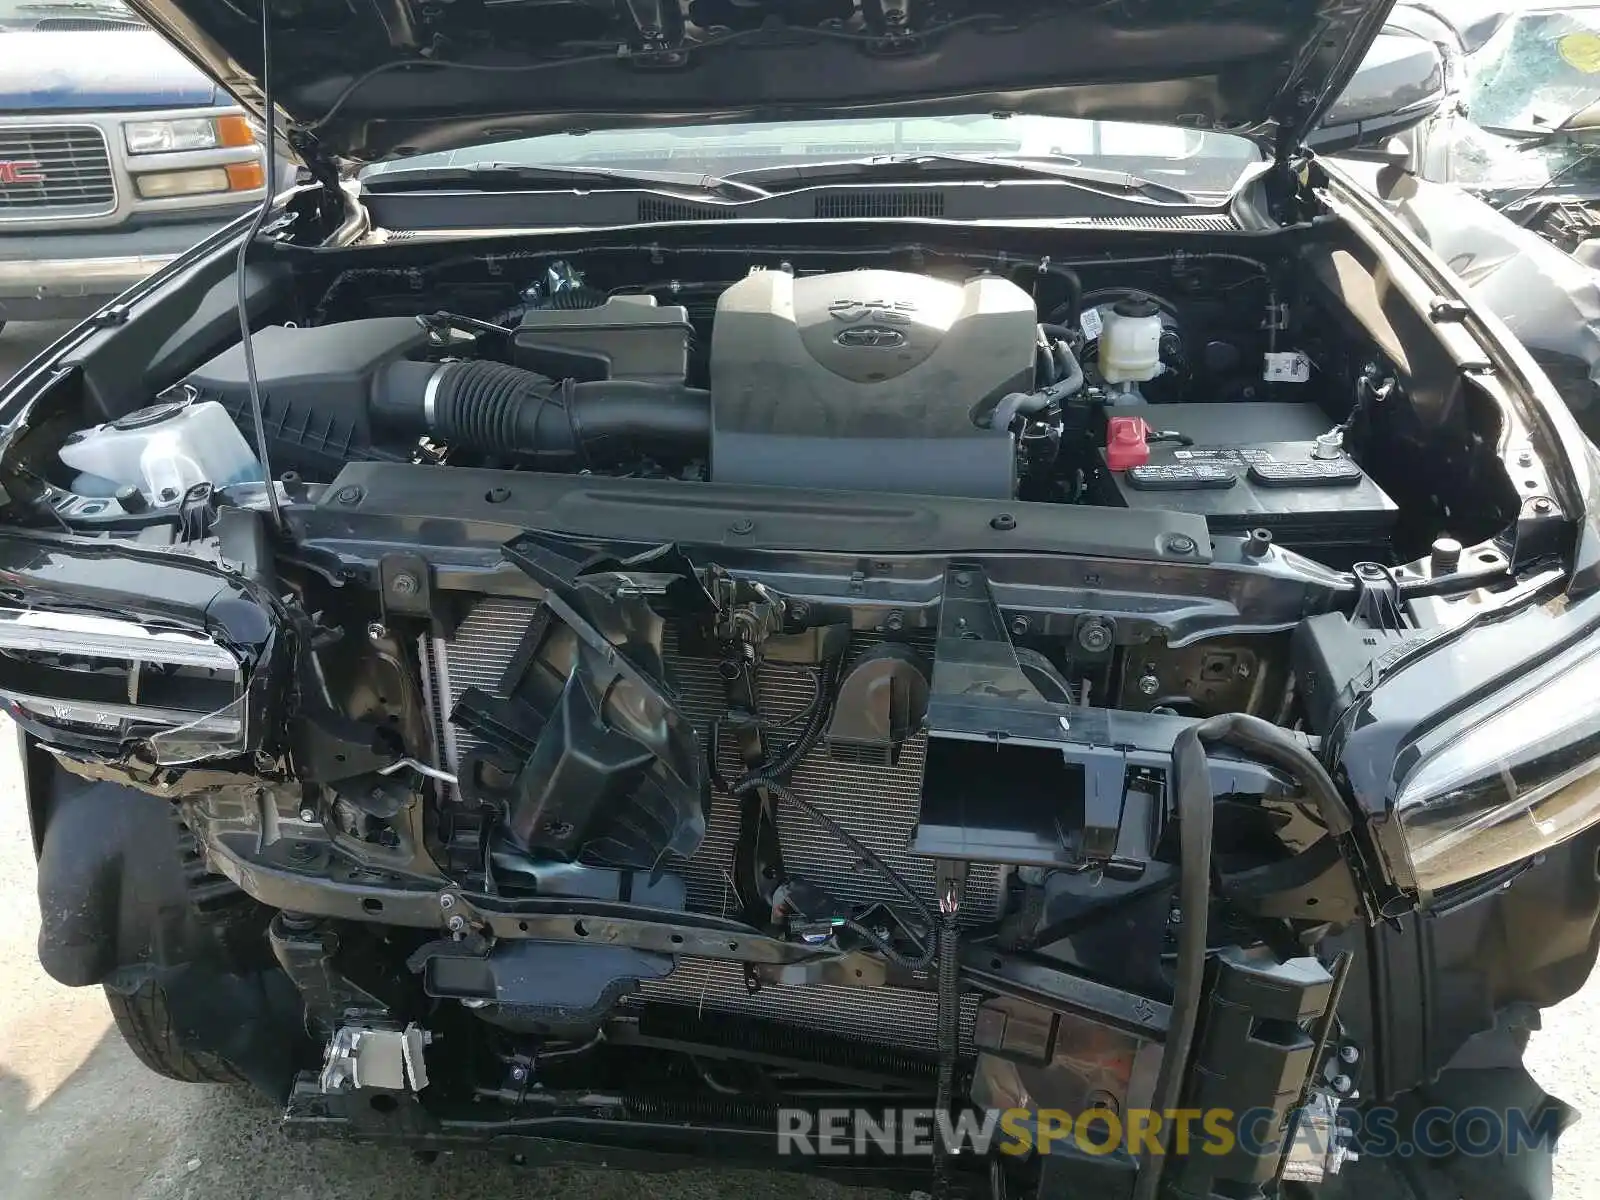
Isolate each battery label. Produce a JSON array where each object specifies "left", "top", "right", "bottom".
[{"left": 1172, "top": 446, "right": 1275, "bottom": 464}]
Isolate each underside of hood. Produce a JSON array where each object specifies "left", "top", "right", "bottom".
[{"left": 127, "top": 0, "right": 1395, "bottom": 165}]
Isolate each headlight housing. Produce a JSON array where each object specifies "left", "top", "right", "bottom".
[
  {"left": 1393, "top": 635, "right": 1600, "bottom": 895},
  {"left": 0, "top": 606, "right": 248, "bottom": 764},
  {"left": 123, "top": 114, "right": 256, "bottom": 155}
]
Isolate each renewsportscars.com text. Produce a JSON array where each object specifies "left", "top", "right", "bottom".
[{"left": 776, "top": 1106, "right": 1564, "bottom": 1159}]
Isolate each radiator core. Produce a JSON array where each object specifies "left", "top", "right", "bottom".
[{"left": 425, "top": 598, "right": 996, "bottom": 1052}]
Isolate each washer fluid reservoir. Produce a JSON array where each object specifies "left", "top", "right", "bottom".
[
  {"left": 1097, "top": 296, "right": 1164, "bottom": 384},
  {"left": 58, "top": 400, "right": 261, "bottom": 503}
]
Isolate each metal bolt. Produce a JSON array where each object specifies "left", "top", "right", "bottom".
[
  {"left": 1331, "top": 1074, "right": 1353, "bottom": 1094},
  {"left": 954, "top": 571, "right": 971, "bottom": 587},
  {"left": 288, "top": 841, "right": 316, "bottom": 864},
  {"left": 1010, "top": 615, "right": 1030, "bottom": 636},
  {"left": 439, "top": 893, "right": 456, "bottom": 910},
  {"left": 486, "top": 487, "right": 511, "bottom": 504},
  {"left": 1163, "top": 533, "right": 1197, "bottom": 556},
  {"left": 1430, "top": 537, "right": 1462, "bottom": 575},
  {"left": 390, "top": 572, "right": 419, "bottom": 596},
  {"left": 1518, "top": 451, "right": 1534, "bottom": 467},
  {"left": 1339, "top": 1045, "right": 1360, "bottom": 1064},
  {"left": 885, "top": 610, "right": 904, "bottom": 633},
  {"left": 367, "top": 622, "right": 388, "bottom": 641},
  {"left": 334, "top": 486, "right": 363, "bottom": 506},
  {"left": 1138, "top": 672, "right": 1160, "bottom": 697},
  {"left": 1084, "top": 1089, "right": 1119, "bottom": 1115},
  {"left": 730, "top": 518, "right": 754, "bottom": 534},
  {"left": 298, "top": 807, "right": 317, "bottom": 823},
  {"left": 447, "top": 914, "right": 466, "bottom": 933},
  {"left": 990, "top": 513, "right": 1016, "bottom": 531},
  {"left": 1243, "top": 528, "right": 1273, "bottom": 559},
  {"left": 1533, "top": 497, "right": 1554, "bottom": 514},
  {"left": 511, "top": 1065, "right": 528, "bottom": 1082},
  {"left": 789, "top": 600, "right": 809, "bottom": 622},
  {"left": 1235, "top": 661, "right": 1251, "bottom": 680},
  {"left": 1076, "top": 618, "right": 1113, "bottom": 654}
]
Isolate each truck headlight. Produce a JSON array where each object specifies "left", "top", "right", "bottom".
[
  {"left": 1393, "top": 637, "right": 1600, "bottom": 895},
  {"left": 124, "top": 114, "right": 256, "bottom": 155},
  {"left": 0, "top": 607, "right": 248, "bottom": 764}
]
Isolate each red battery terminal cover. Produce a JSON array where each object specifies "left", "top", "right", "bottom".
[{"left": 1106, "top": 416, "right": 1153, "bottom": 471}]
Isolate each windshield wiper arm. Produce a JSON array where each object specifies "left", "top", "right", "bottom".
[
  {"left": 361, "top": 161, "right": 769, "bottom": 201},
  {"left": 725, "top": 153, "right": 1199, "bottom": 203}
]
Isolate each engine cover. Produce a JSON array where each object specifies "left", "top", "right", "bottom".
[{"left": 709, "top": 269, "right": 1035, "bottom": 498}]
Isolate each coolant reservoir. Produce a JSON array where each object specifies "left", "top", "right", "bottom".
[
  {"left": 58, "top": 400, "right": 260, "bottom": 503},
  {"left": 1097, "top": 297, "right": 1164, "bottom": 384}
]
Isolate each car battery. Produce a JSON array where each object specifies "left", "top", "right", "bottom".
[{"left": 1098, "top": 402, "right": 1397, "bottom": 559}]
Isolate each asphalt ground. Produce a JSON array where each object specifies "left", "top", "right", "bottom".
[{"left": 0, "top": 319, "right": 1594, "bottom": 1198}]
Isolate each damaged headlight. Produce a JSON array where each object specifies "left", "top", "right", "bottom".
[
  {"left": 0, "top": 607, "right": 249, "bottom": 762},
  {"left": 1393, "top": 635, "right": 1600, "bottom": 895}
]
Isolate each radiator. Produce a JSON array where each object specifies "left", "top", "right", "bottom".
[{"left": 424, "top": 597, "right": 996, "bottom": 1052}]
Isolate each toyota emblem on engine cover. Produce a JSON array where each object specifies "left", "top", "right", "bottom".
[{"left": 835, "top": 326, "right": 906, "bottom": 348}]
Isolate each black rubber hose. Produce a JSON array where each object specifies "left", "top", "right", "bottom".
[
  {"left": 1030, "top": 264, "right": 1083, "bottom": 331},
  {"left": 987, "top": 341, "right": 1085, "bottom": 431},
  {"left": 537, "top": 285, "right": 608, "bottom": 310},
  {"left": 1133, "top": 713, "right": 1354, "bottom": 1200},
  {"left": 374, "top": 359, "right": 710, "bottom": 465},
  {"left": 1035, "top": 342, "right": 1057, "bottom": 388}
]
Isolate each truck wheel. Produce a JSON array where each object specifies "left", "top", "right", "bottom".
[{"left": 104, "top": 978, "right": 251, "bottom": 1084}]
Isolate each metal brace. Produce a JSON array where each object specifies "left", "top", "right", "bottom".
[
  {"left": 1280, "top": 1090, "right": 1358, "bottom": 1183},
  {"left": 319, "top": 1023, "right": 433, "bottom": 1094},
  {"left": 619, "top": 0, "right": 683, "bottom": 52},
  {"left": 1351, "top": 562, "right": 1408, "bottom": 633}
]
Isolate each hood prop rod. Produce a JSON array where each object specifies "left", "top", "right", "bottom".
[{"left": 236, "top": 0, "right": 286, "bottom": 535}]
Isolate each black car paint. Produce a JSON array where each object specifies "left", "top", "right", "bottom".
[{"left": 123, "top": 0, "right": 1395, "bottom": 165}]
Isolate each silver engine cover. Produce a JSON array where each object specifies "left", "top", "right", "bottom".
[{"left": 708, "top": 268, "right": 1035, "bottom": 499}]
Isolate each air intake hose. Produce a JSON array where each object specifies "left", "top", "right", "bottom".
[{"left": 374, "top": 359, "right": 710, "bottom": 465}]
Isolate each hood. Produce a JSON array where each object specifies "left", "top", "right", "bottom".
[
  {"left": 127, "top": 0, "right": 1396, "bottom": 165},
  {"left": 0, "top": 28, "right": 217, "bottom": 110}
]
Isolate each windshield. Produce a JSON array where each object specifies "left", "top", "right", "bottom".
[
  {"left": 362, "top": 115, "right": 1262, "bottom": 200},
  {"left": 0, "top": 0, "right": 143, "bottom": 29},
  {"left": 1450, "top": 7, "right": 1600, "bottom": 193}
]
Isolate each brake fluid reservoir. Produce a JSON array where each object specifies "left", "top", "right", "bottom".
[
  {"left": 58, "top": 401, "right": 260, "bottom": 502},
  {"left": 1097, "top": 297, "right": 1164, "bottom": 384}
]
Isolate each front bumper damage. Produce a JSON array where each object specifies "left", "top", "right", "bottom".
[{"left": 11, "top": 489, "right": 1591, "bottom": 1199}]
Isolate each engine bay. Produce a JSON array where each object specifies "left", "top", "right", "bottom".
[
  {"left": 38, "top": 237, "right": 1489, "bottom": 571},
  {"left": 4, "top": 208, "right": 1568, "bottom": 1198}
]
